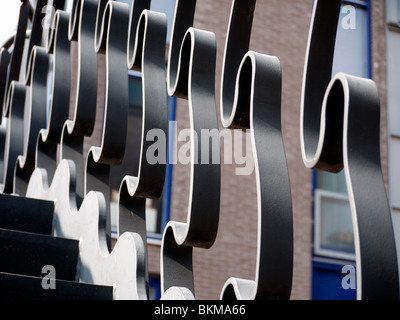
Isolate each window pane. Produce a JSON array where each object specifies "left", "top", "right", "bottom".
[
  {"left": 320, "top": 197, "right": 354, "bottom": 253},
  {"left": 318, "top": 171, "right": 348, "bottom": 194},
  {"left": 391, "top": 208, "right": 400, "bottom": 265},
  {"left": 389, "top": 137, "right": 400, "bottom": 202},
  {"left": 151, "top": 0, "right": 176, "bottom": 42},
  {"left": 315, "top": 190, "right": 355, "bottom": 259},
  {"left": 332, "top": 4, "right": 368, "bottom": 78},
  {"left": 387, "top": 30, "right": 400, "bottom": 133}
]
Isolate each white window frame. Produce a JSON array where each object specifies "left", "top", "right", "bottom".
[{"left": 314, "top": 189, "right": 356, "bottom": 261}]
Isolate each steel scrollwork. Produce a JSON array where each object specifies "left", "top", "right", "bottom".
[
  {"left": 219, "top": 0, "right": 293, "bottom": 300},
  {"left": 118, "top": 0, "right": 169, "bottom": 300},
  {"left": 0, "top": 0, "right": 397, "bottom": 300},
  {"left": 160, "top": 0, "right": 221, "bottom": 299},
  {"left": 300, "top": 0, "right": 399, "bottom": 300},
  {"left": 36, "top": 10, "right": 71, "bottom": 186}
]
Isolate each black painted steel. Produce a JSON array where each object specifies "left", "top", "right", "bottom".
[
  {"left": 0, "top": 272, "right": 113, "bottom": 300},
  {"left": 160, "top": 0, "right": 221, "bottom": 299},
  {"left": 86, "top": 0, "right": 130, "bottom": 253},
  {"left": 300, "top": 0, "right": 399, "bottom": 300},
  {"left": 14, "top": 46, "right": 49, "bottom": 195},
  {"left": 219, "top": 0, "right": 293, "bottom": 300},
  {"left": 37, "top": 10, "right": 71, "bottom": 184},
  {"left": 60, "top": 0, "right": 101, "bottom": 207},
  {"left": 117, "top": 6, "right": 168, "bottom": 299},
  {"left": 0, "top": 193, "right": 54, "bottom": 235},
  {"left": 0, "top": 0, "right": 397, "bottom": 300},
  {"left": 0, "top": 228, "right": 79, "bottom": 280}
]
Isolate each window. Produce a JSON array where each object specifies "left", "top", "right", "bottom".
[
  {"left": 314, "top": 0, "right": 370, "bottom": 261},
  {"left": 386, "top": 0, "right": 400, "bottom": 28},
  {"left": 314, "top": 190, "right": 355, "bottom": 260},
  {"left": 117, "top": 0, "right": 176, "bottom": 42},
  {"left": 332, "top": 0, "right": 370, "bottom": 79}
]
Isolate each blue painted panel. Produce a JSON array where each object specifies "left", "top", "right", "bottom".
[{"left": 312, "top": 261, "right": 356, "bottom": 300}]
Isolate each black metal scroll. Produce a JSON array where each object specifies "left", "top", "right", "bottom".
[
  {"left": 160, "top": 0, "right": 221, "bottom": 299},
  {"left": 86, "top": 0, "right": 130, "bottom": 252},
  {"left": 1, "top": 1, "right": 29, "bottom": 119},
  {"left": 60, "top": 0, "right": 101, "bottom": 206},
  {"left": 24, "top": 0, "right": 147, "bottom": 299},
  {"left": 300, "top": 0, "right": 399, "bottom": 300},
  {"left": 14, "top": 46, "right": 49, "bottom": 195},
  {"left": 219, "top": 0, "right": 293, "bottom": 300},
  {"left": 0, "top": 0, "right": 398, "bottom": 301},
  {"left": 36, "top": 10, "right": 71, "bottom": 186},
  {"left": 118, "top": 1, "right": 168, "bottom": 300},
  {"left": 1, "top": 0, "right": 56, "bottom": 194}
]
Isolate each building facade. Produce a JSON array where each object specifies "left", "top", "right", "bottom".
[
  {"left": 106, "top": 0, "right": 392, "bottom": 300},
  {"left": 0, "top": 0, "right": 395, "bottom": 300},
  {"left": 164, "top": 0, "right": 391, "bottom": 300}
]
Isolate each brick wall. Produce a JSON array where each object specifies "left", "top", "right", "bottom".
[{"left": 371, "top": 0, "right": 389, "bottom": 187}]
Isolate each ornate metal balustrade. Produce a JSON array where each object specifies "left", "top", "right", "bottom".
[{"left": 0, "top": 0, "right": 397, "bottom": 300}]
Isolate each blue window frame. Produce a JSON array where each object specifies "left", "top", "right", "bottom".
[{"left": 149, "top": 276, "right": 162, "bottom": 300}]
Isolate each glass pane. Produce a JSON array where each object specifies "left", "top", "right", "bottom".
[
  {"left": 389, "top": 137, "right": 400, "bottom": 202},
  {"left": 151, "top": 0, "right": 176, "bottom": 42},
  {"left": 319, "top": 193, "right": 355, "bottom": 255},
  {"left": 318, "top": 171, "right": 348, "bottom": 194},
  {"left": 391, "top": 208, "right": 400, "bottom": 264},
  {"left": 332, "top": 4, "right": 368, "bottom": 78},
  {"left": 387, "top": 30, "right": 400, "bottom": 133}
]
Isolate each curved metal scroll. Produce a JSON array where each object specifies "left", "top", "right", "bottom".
[
  {"left": 161, "top": 0, "right": 221, "bottom": 299},
  {"left": 219, "top": 0, "right": 293, "bottom": 300},
  {"left": 1, "top": 81, "right": 26, "bottom": 194},
  {"left": 1, "top": 1, "right": 29, "bottom": 118},
  {"left": 126, "top": 6, "right": 167, "bottom": 199},
  {"left": 60, "top": 0, "right": 102, "bottom": 206},
  {"left": 0, "top": 0, "right": 58, "bottom": 194},
  {"left": 14, "top": 46, "right": 49, "bottom": 195},
  {"left": 36, "top": 10, "right": 71, "bottom": 186},
  {"left": 300, "top": 0, "right": 399, "bottom": 300},
  {"left": 25, "top": 1, "right": 152, "bottom": 300},
  {"left": 117, "top": 5, "right": 168, "bottom": 300},
  {"left": 85, "top": 0, "right": 130, "bottom": 253}
]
